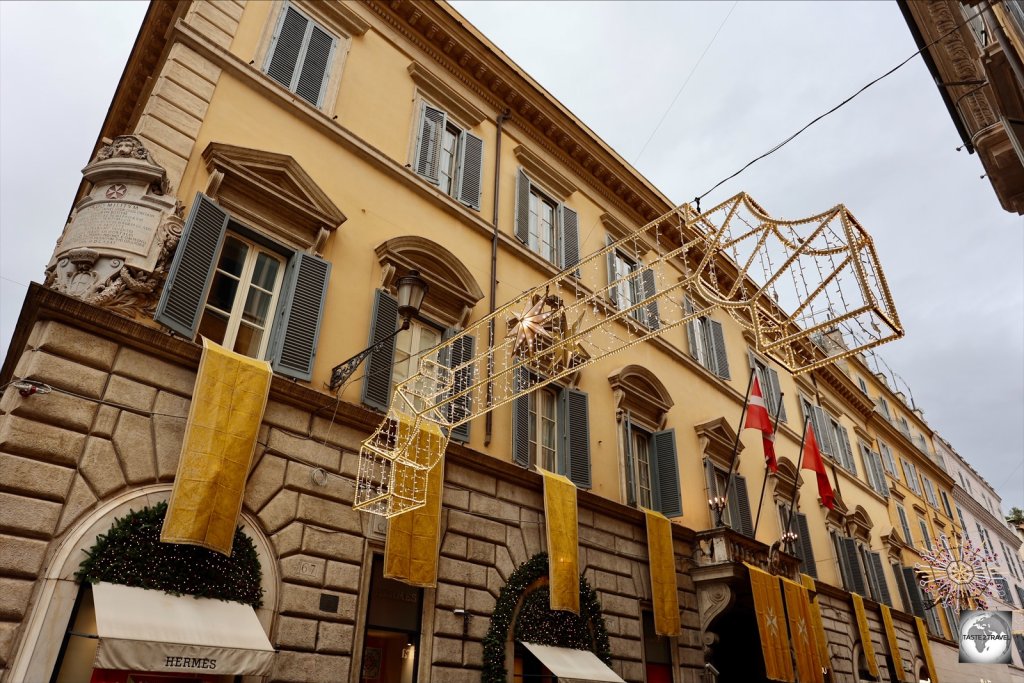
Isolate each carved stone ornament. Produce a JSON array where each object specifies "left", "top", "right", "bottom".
[{"left": 44, "top": 135, "right": 183, "bottom": 320}]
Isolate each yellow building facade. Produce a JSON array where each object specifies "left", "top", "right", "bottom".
[{"left": 1, "top": 1, "right": 1007, "bottom": 682}]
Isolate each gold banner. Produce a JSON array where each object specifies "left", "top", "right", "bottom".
[
  {"left": 881, "top": 605, "right": 906, "bottom": 683},
  {"left": 643, "top": 508, "right": 681, "bottom": 636},
  {"left": 746, "top": 564, "right": 794, "bottom": 682},
  {"left": 540, "top": 468, "right": 579, "bottom": 613},
  {"left": 851, "top": 593, "right": 879, "bottom": 679},
  {"left": 161, "top": 338, "right": 271, "bottom": 555},
  {"left": 915, "top": 617, "right": 939, "bottom": 683},
  {"left": 781, "top": 578, "right": 823, "bottom": 683},
  {"left": 799, "top": 574, "right": 832, "bottom": 675}
]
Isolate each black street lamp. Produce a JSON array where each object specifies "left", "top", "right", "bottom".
[
  {"left": 328, "top": 270, "right": 428, "bottom": 392},
  {"left": 708, "top": 495, "right": 728, "bottom": 527}
]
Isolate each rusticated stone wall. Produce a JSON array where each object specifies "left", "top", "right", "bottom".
[{"left": 0, "top": 287, "right": 705, "bottom": 683}]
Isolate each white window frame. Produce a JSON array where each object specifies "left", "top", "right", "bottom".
[
  {"left": 529, "top": 386, "right": 559, "bottom": 473},
  {"left": 528, "top": 185, "right": 561, "bottom": 266},
  {"left": 626, "top": 424, "right": 654, "bottom": 510},
  {"left": 198, "top": 233, "right": 286, "bottom": 360},
  {"left": 392, "top": 318, "right": 445, "bottom": 408},
  {"left": 611, "top": 248, "right": 645, "bottom": 324}
]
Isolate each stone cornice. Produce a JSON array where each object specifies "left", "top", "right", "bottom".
[
  {"left": 362, "top": 0, "right": 674, "bottom": 226},
  {"left": 955, "top": 487, "right": 1021, "bottom": 546}
]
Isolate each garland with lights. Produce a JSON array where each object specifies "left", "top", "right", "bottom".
[
  {"left": 482, "top": 553, "right": 611, "bottom": 683},
  {"left": 76, "top": 501, "right": 264, "bottom": 608}
]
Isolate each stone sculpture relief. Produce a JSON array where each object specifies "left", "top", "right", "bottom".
[{"left": 45, "top": 135, "right": 182, "bottom": 320}]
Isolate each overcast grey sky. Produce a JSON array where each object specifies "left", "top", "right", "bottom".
[{"left": 1, "top": 2, "right": 1021, "bottom": 510}]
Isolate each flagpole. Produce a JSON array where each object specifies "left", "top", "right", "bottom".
[
  {"left": 752, "top": 391, "right": 785, "bottom": 537},
  {"left": 719, "top": 369, "right": 756, "bottom": 518},
  {"left": 784, "top": 416, "right": 811, "bottom": 554}
]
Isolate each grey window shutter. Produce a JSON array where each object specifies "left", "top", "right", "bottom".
[
  {"left": 268, "top": 252, "right": 330, "bottom": 380},
  {"left": 684, "top": 299, "right": 701, "bottom": 360},
  {"left": 360, "top": 289, "right": 399, "bottom": 412},
  {"left": 766, "top": 366, "right": 785, "bottom": 420},
  {"left": 560, "top": 205, "right": 580, "bottom": 276},
  {"left": 605, "top": 235, "right": 618, "bottom": 307},
  {"left": 708, "top": 320, "right": 729, "bottom": 379},
  {"left": 511, "top": 367, "right": 531, "bottom": 468},
  {"left": 563, "top": 388, "right": 591, "bottom": 489},
  {"left": 868, "top": 552, "right": 892, "bottom": 605},
  {"left": 796, "top": 512, "right": 817, "bottom": 578},
  {"left": 265, "top": 6, "right": 309, "bottom": 91},
  {"left": 455, "top": 130, "right": 484, "bottom": 210},
  {"left": 623, "top": 417, "right": 636, "bottom": 507},
  {"left": 872, "top": 451, "right": 888, "bottom": 496},
  {"left": 294, "top": 24, "right": 335, "bottom": 106},
  {"left": 443, "top": 328, "right": 475, "bottom": 443},
  {"left": 835, "top": 424, "right": 856, "bottom": 474},
  {"left": 514, "top": 168, "right": 531, "bottom": 243},
  {"left": 704, "top": 462, "right": 720, "bottom": 499},
  {"left": 414, "top": 103, "right": 446, "bottom": 182},
  {"left": 155, "top": 193, "right": 229, "bottom": 339},
  {"left": 894, "top": 564, "right": 914, "bottom": 615},
  {"left": 812, "top": 406, "right": 835, "bottom": 457},
  {"left": 641, "top": 267, "right": 660, "bottom": 329},
  {"left": 651, "top": 429, "right": 682, "bottom": 517},
  {"left": 1016, "top": 585, "right": 1024, "bottom": 608},
  {"left": 840, "top": 537, "right": 867, "bottom": 596},
  {"left": 737, "top": 473, "right": 753, "bottom": 536},
  {"left": 726, "top": 472, "right": 751, "bottom": 535}
]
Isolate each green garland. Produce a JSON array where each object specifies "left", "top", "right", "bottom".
[
  {"left": 482, "top": 553, "right": 612, "bottom": 683},
  {"left": 76, "top": 501, "right": 264, "bottom": 608}
]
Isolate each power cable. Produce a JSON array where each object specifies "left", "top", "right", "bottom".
[
  {"left": 633, "top": 1, "right": 739, "bottom": 164},
  {"left": 693, "top": 3, "right": 986, "bottom": 204}
]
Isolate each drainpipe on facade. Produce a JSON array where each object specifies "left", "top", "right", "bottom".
[{"left": 484, "top": 109, "right": 512, "bottom": 447}]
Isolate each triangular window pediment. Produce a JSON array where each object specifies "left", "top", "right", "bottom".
[{"left": 202, "top": 143, "right": 345, "bottom": 253}]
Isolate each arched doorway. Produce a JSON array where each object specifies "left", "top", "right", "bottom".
[
  {"left": 482, "top": 553, "right": 613, "bottom": 683},
  {"left": 8, "top": 485, "right": 279, "bottom": 682}
]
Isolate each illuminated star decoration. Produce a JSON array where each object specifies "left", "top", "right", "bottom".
[
  {"left": 506, "top": 291, "right": 555, "bottom": 358},
  {"left": 915, "top": 535, "right": 999, "bottom": 611}
]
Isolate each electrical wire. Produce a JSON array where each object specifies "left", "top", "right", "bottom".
[
  {"left": 693, "top": 3, "right": 986, "bottom": 204},
  {"left": 632, "top": 1, "right": 739, "bottom": 164}
]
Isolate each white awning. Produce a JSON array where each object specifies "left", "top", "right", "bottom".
[
  {"left": 91, "top": 582, "right": 275, "bottom": 676},
  {"left": 521, "top": 642, "right": 626, "bottom": 682}
]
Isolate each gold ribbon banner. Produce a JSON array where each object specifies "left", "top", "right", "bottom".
[
  {"left": 161, "top": 338, "right": 272, "bottom": 556},
  {"left": 643, "top": 508, "right": 681, "bottom": 636},
  {"left": 881, "top": 605, "right": 906, "bottom": 683},
  {"left": 799, "top": 574, "right": 832, "bottom": 675},
  {"left": 915, "top": 616, "right": 939, "bottom": 683},
  {"left": 540, "top": 468, "right": 579, "bottom": 614},
  {"left": 781, "top": 577, "right": 823, "bottom": 683},
  {"left": 384, "top": 416, "right": 446, "bottom": 587},
  {"left": 851, "top": 593, "right": 879, "bottom": 679},
  {"left": 746, "top": 564, "right": 794, "bottom": 682}
]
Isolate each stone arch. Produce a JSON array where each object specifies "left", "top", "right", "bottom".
[
  {"left": 608, "top": 363, "right": 674, "bottom": 430},
  {"left": 772, "top": 455, "right": 804, "bottom": 503},
  {"left": 376, "top": 235, "right": 484, "bottom": 328},
  {"left": 9, "top": 485, "right": 279, "bottom": 682},
  {"left": 482, "top": 553, "right": 611, "bottom": 683}
]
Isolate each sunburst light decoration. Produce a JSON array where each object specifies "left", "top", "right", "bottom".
[
  {"left": 915, "top": 535, "right": 999, "bottom": 611},
  {"left": 354, "top": 193, "right": 904, "bottom": 517}
]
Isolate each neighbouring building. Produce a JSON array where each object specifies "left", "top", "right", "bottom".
[
  {"left": 0, "top": 1, "right": 1013, "bottom": 682},
  {"left": 937, "top": 435, "right": 1024, "bottom": 671},
  {"left": 900, "top": 0, "right": 1024, "bottom": 214}
]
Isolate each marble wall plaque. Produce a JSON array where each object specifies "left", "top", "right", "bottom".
[{"left": 58, "top": 200, "right": 160, "bottom": 258}]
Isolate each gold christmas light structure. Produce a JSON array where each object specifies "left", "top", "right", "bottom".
[{"left": 355, "top": 192, "right": 903, "bottom": 517}]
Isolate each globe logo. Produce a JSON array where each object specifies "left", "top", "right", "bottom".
[{"left": 958, "top": 610, "right": 1012, "bottom": 664}]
